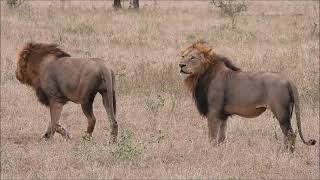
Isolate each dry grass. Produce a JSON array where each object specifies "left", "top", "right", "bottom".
[{"left": 1, "top": 1, "right": 319, "bottom": 179}]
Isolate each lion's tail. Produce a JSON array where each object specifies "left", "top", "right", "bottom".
[
  {"left": 111, "top": 70, "right": 116, "bottom": 116},
  {"left": 289, "top": 81, "right": 316, "bottom": 146}
]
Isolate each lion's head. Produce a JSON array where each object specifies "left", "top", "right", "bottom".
[
  {"left": 179, "top": 40, "right": 215, "bottom": 80},
  {"left": 15, "top": 42, "right": 70, "bottom": 87},
  {"left": 179, "top": 40, "right": 240, "bottom": 91},
  {"left": 178, "top": 40, "right": 218, "bottom": 91}
]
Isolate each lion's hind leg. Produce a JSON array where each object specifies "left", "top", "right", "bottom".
[
  {"left": 81, "top": 99, "right": 96, "bottom": 141},
  {"left": 100, "top": 91, "right": 118, "bottom": 144},
  {"left": 271, "top": 103, "right": 296, "bottom": 152}
]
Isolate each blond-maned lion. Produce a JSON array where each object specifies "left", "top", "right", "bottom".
[
  {"left": 179, "top": 40, "right": 316, "bottom": 152},
  {"left": 15, "top": 42, "right": 118, "bottom": 142}
]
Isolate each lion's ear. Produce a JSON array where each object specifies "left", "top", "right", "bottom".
[
  {"left": 208, "top": 48, "right": 215, "bottom": 56},
  {"left": 180, "top": 47, "right": 190, "bottom": 57},
  {"left": 202, "top": 48, "right": 215, "bottom": 63},
  {"left": 200, "top": 53, "right": 206, "bottom": 60},
  {"left": 180, "top": 49, "right": 185, "bottom": 57},
  {"left": 202, "top": 48, "right": 213, "bottom": 58}
]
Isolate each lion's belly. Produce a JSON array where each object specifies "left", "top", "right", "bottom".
[
  {"left": 225, "top": 105, "right": 267, "bottom": 118},
  {"left": 65, "top": 92, "right": 81, "bottom": 104}
]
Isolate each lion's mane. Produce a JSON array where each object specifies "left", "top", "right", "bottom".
[
  {"left": 181, "top": 41, "right": 241, "bottom": 116},
  {"left": 16, "top": 42, "right": 71, "bottom": 106}
]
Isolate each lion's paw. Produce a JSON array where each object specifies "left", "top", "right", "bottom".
[{"left": 82, "top": 132, "right": 92, "bottom": 141}]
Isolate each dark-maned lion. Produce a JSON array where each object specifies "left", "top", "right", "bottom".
[
  {"left": 15, "top": 42, "right": 118, "bottom": 142},
  {"left": 179, "top": 40, "right": 316, "bottom": 152}
]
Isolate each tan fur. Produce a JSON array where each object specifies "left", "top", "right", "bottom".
[
  {"left": 179, "top": 41, "right": 316, "bottom": 152},
  {"left": 15, "top": 42, "right": 118, "bottom": 142}
]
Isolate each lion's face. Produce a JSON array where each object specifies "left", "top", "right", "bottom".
[{"left": 179, "top": 49, "right": 206, "bottom": 80}]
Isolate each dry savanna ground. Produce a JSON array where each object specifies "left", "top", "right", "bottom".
[{"left": 1, "top": 1, "right": 319, "bottom": 179}]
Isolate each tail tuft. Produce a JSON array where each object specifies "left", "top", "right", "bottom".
[{"left": 307, "top": 139, "right": 316, "bottom": 146}]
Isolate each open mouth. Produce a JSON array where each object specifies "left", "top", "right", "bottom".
[{"left": 180, "top": 69, "right": 191, "bottom": 74}]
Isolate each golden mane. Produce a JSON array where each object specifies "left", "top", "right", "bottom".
[
  {"left": 181, "top": 40, "right": 216, "bottom": 65},
  {"left": 181, "top": 40, "right": 211, "bottom": 55},
  {"left": 180, "top": 40, "right": 240, "bottom": 91},
  {"left": 17, "top": 42, "right": 70, "bottom": 65},
  {"left": 181, "top": 40, "right": 240, "bottom": 71}
]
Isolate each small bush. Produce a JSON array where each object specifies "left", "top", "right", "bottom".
[
  {"left": 145, "top": 95, "right": 165, "bottom": 115},
  {"left": 6, "top": 0, "right": 25, "bottom": 8},
  {"left": 211, "top": 0, "right": 248, "bottom": 29},
  {"left": 149, "top": 130, "right": 166, "bottom": 144},
  {"left": 112, "top": 131, "right": 142, "bottom": 160},
  {"left": 186, "top": 33, "right": 197, "bottom": 42},
  {"left": 310, "top": 22, "right": 319, "bottom": 38},
  {"left": 63, "top": 22, "right": 95, "bottom": 35}
]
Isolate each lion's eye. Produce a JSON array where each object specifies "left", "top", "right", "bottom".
[{"left": 190, "top": 56, "right": 196, "bottom": 60}]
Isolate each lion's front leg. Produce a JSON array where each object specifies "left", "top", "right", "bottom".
[
  {"left": 43, "top": 121, "right": 55, "bottom": 139},
  {"left": 43, "top": 101, "right": 70, "bottom": 140},
  {"left": 218, "top": 120, "right": 227, "bottom": 143},
  {"left": 207, "top": 111, "right": 222, "bottom": 144}
]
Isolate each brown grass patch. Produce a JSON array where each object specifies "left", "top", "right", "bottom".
[{"left": 1, "top": 1, "right": 319, "bottom": 179}]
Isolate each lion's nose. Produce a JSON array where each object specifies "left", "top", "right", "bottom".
[{"left": 179, "top": 63, "right": 186, "bottom": 68}]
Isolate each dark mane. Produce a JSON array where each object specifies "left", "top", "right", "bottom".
[
  {"left": 18, "top": 42, "right": 71, "bottom": 64},
  {"left": 192, "top": 55, "right": 240, "bottom": 117},
  {"left": 192, "top": 67, "right": 231, "bottom": 119},
  {"left": 36, "top": 87, "right": 50, "bottom": 106},
  {"left": 193, "top": 71, "right": 211, "bottom": 117}
]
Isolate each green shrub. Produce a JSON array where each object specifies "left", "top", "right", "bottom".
[{"left": 112, "top": 131, "right": 142, "bottom": 160}]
